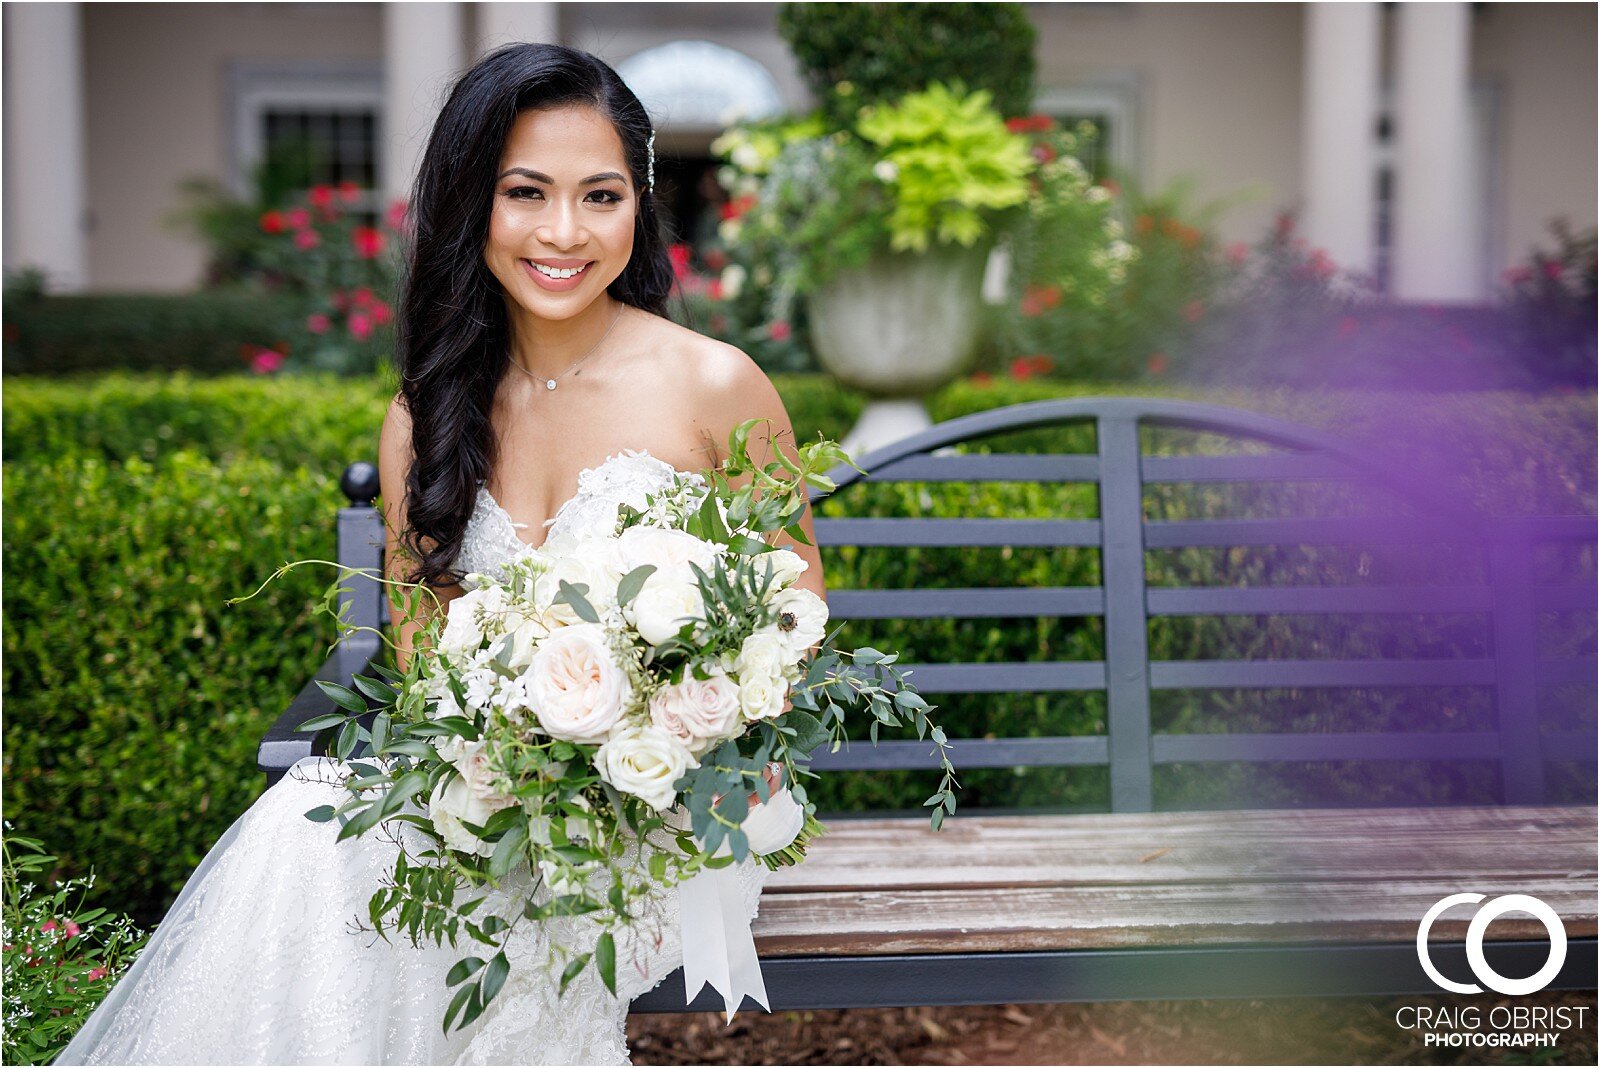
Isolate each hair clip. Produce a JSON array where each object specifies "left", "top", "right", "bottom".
[{"left": 646, "top": 130, "right": 655, "bottom": 193}]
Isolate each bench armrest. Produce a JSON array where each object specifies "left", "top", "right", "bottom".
[{"left": 257, "top": 636, "right": 383, "bottom": 785}]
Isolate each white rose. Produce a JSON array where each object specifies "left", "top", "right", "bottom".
[
  {"left": 738, "top": 671, "right": 788, "bottom": 722},
  {"left": 616, "top": 526, "right": 721, "bottom": 577},
  {"left": 428, "top": 772, "right": 517, "bottom": 858},
  {"left": 595, "top": 723, "right": 697, "bottom": 812},
  {"left": 765, "top": 587, "right": 828, "bottom": 658},
  {"left": 525, "top": 623, "right": 632, "bottom": 743},
  {"left": 735, "top": 632, "right": 791, "bottom": 680},
  {"left": 741, "top": 786, "right": 805, "bottom": 855},
  {"left": 631, "top": 578, "right": 708, "bottom": 647},
  {"left": 496, "top": 616, "right": 549, "bottom": 673},
  {"left": 447, "top": 738, "right": 504, "bottom": 802},
  {"left": 754, "top": 548, "right": 808, "bottom": 590},
  {"left": 649, "top": 667, "right": 742, "bottom": 755},
  {"left": 439, "top": 586, "right": 501, "bottom": 656},
  {"left": 719, "top": 263, "right": 746, "bottom": 300},
  {"left": 535, "top": 553, "right": 618, "bottom": 628}
]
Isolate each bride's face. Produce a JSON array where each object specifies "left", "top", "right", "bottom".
[{"left": 484, "top": 105, "right": 638, "bottom": 322}]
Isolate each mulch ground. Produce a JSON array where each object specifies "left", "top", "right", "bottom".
[{"left": 628, "top": 990, "right": 1597, "bottom": 1065}]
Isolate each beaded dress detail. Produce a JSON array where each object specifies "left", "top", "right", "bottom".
[{"left": 56, "top": 449, "right": 771, "bottom": 1066}]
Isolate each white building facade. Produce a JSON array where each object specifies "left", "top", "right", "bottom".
[{"left": 3, "top": 1, "right": 1594, "bottom": 304}]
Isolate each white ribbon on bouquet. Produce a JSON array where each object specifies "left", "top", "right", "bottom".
[{"left": 675, "top": 785, "right": 805, "bottom": 1023}]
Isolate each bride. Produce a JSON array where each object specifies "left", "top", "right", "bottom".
[{"left": 57, "top": 41, "right": 826, "bottom": 1066}]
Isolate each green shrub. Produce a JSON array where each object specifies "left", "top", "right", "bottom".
[
  {"left": 1, "top": 291, "right": 302, "bottom": 377},
  {"left": 777, "top": 2, "right": 1036, "bottom": 126}
]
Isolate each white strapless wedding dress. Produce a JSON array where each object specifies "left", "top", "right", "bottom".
[{"left": 58, "top": 449, "right": 771, "bottom": 1066}]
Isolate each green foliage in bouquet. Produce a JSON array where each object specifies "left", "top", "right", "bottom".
[{"left": 227, "top": 420, "right": 960, "bottom": 1033}]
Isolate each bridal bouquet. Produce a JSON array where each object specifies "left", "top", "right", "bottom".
[{"left": 239, "top": 420, "right": 959, "bottom": 1033}]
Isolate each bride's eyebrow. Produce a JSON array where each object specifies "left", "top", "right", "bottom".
[{"left": 497, "top": 167, "right": 626, "bottom": 185}]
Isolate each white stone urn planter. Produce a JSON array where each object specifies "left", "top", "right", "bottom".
[{"left": 808, "top": 238, "right": 998, "bottom": 461}]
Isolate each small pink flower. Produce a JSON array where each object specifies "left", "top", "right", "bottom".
[
  {"left": 352, "top": 287, "right": 375, "bottom": 310},
  {"left": 1542, "top": 260, "right": 1564, "bottom": 280},
  {"left": 352, "top": 226, "right": 384, "bottom": 259},
  {"left": 708, "top": 279, "right": 724, "bottom": 301},
  {"left": 1008, "top": 357, "right": 1035, "bottom": 381},
  {"left": 308, "top": 185, "right": 335, "bottom": 210},
  {"left": 259, "top": 211, "right": 285, "bottom": 234},
  {"left": 668, "top": 244, "right": 693, "bottom": 279},
  {"left": 767, "top": 320, "right": 792, "bottom": 342},
  {"left": 63, "top": 921, "right": 80, "bottom": 939},
  {"left": 306, "top": 313, "right": 330, "bottom": 335},
  {"left": 87, "top": 967, "right": 108, "bottom": 981},
  {"left": 337, "top": 180, "right": 362, "bottom": 204},
  {"left": 370, "top": 301, "right": 392, "bottom": 326},
  {"left": 385, "top": 199, "right": 411, "bottom": 232},
  {"left": 250, "top": 349, "right": 286, "bottom": 375},
  {"left": 293, "top": 229, "right": 320, "bottom": 251},
  {"left": 347, "top": 312, "right": 373, "bottom": 341},
  {"left": 1225, "top": 241, "right": 1250, "bottom": 265},
  {"left": 285, "top": 207, "right": 311, "bottom": 230},
  {"left": 39, "top": 921, "right": 57, "bottom": 934}
]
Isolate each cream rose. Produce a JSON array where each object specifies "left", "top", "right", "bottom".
[
  {"left": 616, "top": 526, "right": 721, "bottom": 576},
  {"left": 428, "top": 772, "right": 517, "bottom": 858},
  {"left": 735, "top": 632, "right": 792, "bottom": 680},
  {"left": 594, "top": 723, "right": 697, "bottom": 812},
  {"left": 631, "top": 578, "right": 708, "bottom": 647},
  {"left": 648, "top": 667, "right": 742, "bottom": 754},
  {"left": 755, "top": 547, "right": 808, "bottom": 590},
  {"left": 534, "top": 552, "right": 619, "bottom": 628},
  {"left": 737, "top": 671, "right": 788, "bottom": 722},
  {"left": 525, "top": 623, "right": 632, "bottom": 743}
]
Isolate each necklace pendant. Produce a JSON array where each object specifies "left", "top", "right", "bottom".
[{"left": 546, "top": 379, "right": 556, "bottom": 391}]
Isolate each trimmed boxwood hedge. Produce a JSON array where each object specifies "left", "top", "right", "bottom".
[{"left": 3, "top": 372, "right": 1593, "bottom": 923}]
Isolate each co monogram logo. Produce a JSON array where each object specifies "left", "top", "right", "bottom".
[{"left": 1417, "top": 893, "right": 1568, "bottom": 995}]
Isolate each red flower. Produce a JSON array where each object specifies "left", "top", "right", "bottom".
[
  {"left": 1005, "top": 114, "right": 1054, "bottom": 133},
  {"left": 719, "top": 195, "right": 756, "bottom": 221},
  {"left": 1542, "top": 260, "right": 1565, "bottom": 280},
  {"left": 352, "top": 287, "right": 375, "bottom": 309},
  {"left": 1027, "top": 354, "right": 1054, "bottom": 373},
  {"left": 1019, "top": 284, "right": 1062, "bottom": 317},
  {"left": 285, "top": 207, "right": 311, "bottom": 230},
  {"left": 970, "top": 371, "right": 993, "bottom": 387},
  {"left": 385, "top": 199, "right": 411, "bottom": 233},
  {"left": 293, "top": 229, "right": 320, "bottom": 251},
  {"left": 708, "top": 279, "right": 724, "bottom": 301},
  {"left": 1031, "top": 143, "right": 1057, "bottom": 164},
  {"left": 1008, "top": 357, "right": 1035, "bottom": 381},
  {"left": 308, "top": 185, "right": 335, "bottom": 210},
  {"left": 667, "top": 243, "right": 693, "bottom": 279},
  {"left": 337, "top": 181, "right": 362, "bottom": 204},
  {"left": 1182, "top": 299, "right": 1206, "bottom": 323},
  {"left": 704, "top": 247, "right": 728, "bottom": 271},
  {"left": 348, "top": 312, "right": 373, "bottom": 342},
  {"left": 306, "top": 313, "right": 330, "bottom": 335},
  {"left": 39, "top": 921, "right": 57, "bottom": 934},
  {"left": 250, "top": 349, "right": 285, "bottom": 375},
  {"left": 87, "top": 967, "right": 108, "bottom": 981},
  {"left": 1146, "top": 351, "right": 1169, "bottom": 376},
  {"left": 370, "top": 301, "right": 392, "bottom": 326},
  {"left": 352, "top": 226, "right": 384, "bottom": 259},
  {"left": 64, "top": 921, "right": 80, "bottom": 939},
  {"left": 1308, "top": 249, "right": 1336, "bottom": 279},
  {"left": 259, "top": 211, "right": 285, "bottom": 234},
  {"left": 768, "top": 320, "right": 792, "bottom": 342}
]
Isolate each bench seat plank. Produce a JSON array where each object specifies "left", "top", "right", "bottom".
[{"left": 752, "top": 805, "right": 1596, "bottom": 957}]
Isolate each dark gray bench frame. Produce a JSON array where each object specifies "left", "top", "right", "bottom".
[{"left": 258, "top": 396, "right": 1598, "bottom": 1009}]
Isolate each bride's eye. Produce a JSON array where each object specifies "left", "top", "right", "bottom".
[{"left": 504, "top": 187, "right": 623, "bottom": 205}]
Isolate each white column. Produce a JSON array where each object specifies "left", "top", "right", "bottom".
[
  {"left": 1392, "top": 1, "right": 1480, "bottom": 302},
  {"left": 3, "top": 2, "right": 87, "bottom": 292},
  {"left": 475, "top": 1, "right": 559, "bottom": 59},
  {"left": 1300, "top": 2, "right": 1380, "bottom": 287},
  {"left": 383, "top": 2, "right": 467, "bottom": 204}
]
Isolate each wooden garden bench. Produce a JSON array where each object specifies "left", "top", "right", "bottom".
[{"left": 259, "top": 396, "right": 1597, "bottom": 1011}]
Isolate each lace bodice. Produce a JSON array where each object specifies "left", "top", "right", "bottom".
[{"left": 455, "top": 448, "right": 709, "bottom": 582}]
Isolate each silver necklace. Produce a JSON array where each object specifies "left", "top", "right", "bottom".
[{"left": 508, "top": 304, "right": 624, "bottom": 391}]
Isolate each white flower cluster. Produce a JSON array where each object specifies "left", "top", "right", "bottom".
[{"left": 422, "top": 520, "right": 827, "bottom": 851}]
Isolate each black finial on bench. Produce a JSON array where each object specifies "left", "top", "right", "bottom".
[{"left": 341, "top": 461, "right": 380, "bottom": 506}]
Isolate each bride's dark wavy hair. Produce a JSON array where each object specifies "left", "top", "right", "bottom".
[{"left": 394, "top": 43, "right": 676, "bottom": 589}]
